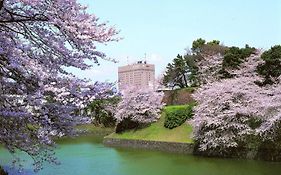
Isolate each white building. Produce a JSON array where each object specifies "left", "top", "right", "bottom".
[{"left": 118, "top": 61, "right": 155, "bottom": 91}]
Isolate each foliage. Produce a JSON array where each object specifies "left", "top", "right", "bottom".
[
  {"left": 114, "top": 87, "right": 164, "bottom": 132},
  {"left": 219, "top": 45, "right": 256, "bottom": 79},
  {"left": 86, "top": 89, "right": 120, "bottom": 127},
  {"left": 163, "top": 54, "right": 198, "bottom": 88},
  {"left": 196, "top": 45, "right": 257, "bottom": 84},
  {"left": 184, "top": 54, "right": 199, "bottom": 86},
  {"left": 163, "top": 39, "right": 230, "bottom": 88},
  {"left": 164, "top": 104, "right": 194, "bottom": 129},
  {"left": 207, "top": 40, "right": 220, "bottom": 45},
  {"left": 257, "top": 45, "right": 281, "bottom": 85},
  {"left": 0, "top": 0, "right": 118, "bottom": 171},
  {"left": 200, "top": 44, "right": 227, "bottom": 56},
  {"left": 192, "top": 38, "right": 206, "bottom": 53},
  {"left": 108, "top": 108, "right": 193, "bottom": 143},
  {"left": 192, "top": 46, "right": 281, "bottom": 158},
  {"left": 192, "top": 38, "right": 227, "bottom": 56},
  {"left": 222, "top": 45, "right": 256, "bottom": 69}
]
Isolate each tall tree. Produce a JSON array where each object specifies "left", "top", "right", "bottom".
[
  {"left": 163, "top": 54, "right": 198, "bottom": 89},
  {"left": 192, "top": 45, "right": 281, "bottom": 160},
  {"left": 0, "top": 0, "right": 118, "bottom": 170},
  {"left": 191, "top": 38, "right": 206, "bottom": 53}
]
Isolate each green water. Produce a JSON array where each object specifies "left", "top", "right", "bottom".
[{"left": 1, "top": 135, "right": 281, "bottom": 175}]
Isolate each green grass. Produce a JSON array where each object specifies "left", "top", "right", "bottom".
[
  {"left": 164, "top": 104, "right": 191, "bottom": 113},
  {"left": 106, "top": 105, "right": 193, "bottom": 143},
  {"left": 76, "top": 124, "right": 114, "bottom": 135}
]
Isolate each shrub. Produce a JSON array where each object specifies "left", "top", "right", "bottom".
[{"left": 164, "top": 104, "right": 194, "bottom": 129}]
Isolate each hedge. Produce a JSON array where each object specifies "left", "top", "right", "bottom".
[{"left": 164, "top": 104, "right": 194, "bottom": 129}]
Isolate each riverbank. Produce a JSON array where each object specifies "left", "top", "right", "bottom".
[
  {"left": 76, "top": 124, "right": 114, "bottom": 136},
  {"left": 107, "top": 106, "right": 193, "bottom": 143},
  {"left": 104, "top": 104, "right": 194, "bottom": 154},
  {"left": 103, "top": 138, "right": 194, "bottom": 154}
]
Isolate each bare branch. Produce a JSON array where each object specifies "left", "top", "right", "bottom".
[{"left": 0, "top": 17, "right": 48, "bottom": 23}]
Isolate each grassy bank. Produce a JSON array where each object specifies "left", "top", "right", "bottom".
[
  {"left": 76, "top": 124, "right": 114, "bottom": 136},
  {"left": 106, "top": 105, "right": 193, "bottom": 143}
]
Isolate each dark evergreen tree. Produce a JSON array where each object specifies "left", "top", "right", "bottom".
[
  {"left": 257, "top": 45, "right": 281, "bottom": 85},
  {"left": 163, "top": 54, "right": 198, "bottom": 88}
]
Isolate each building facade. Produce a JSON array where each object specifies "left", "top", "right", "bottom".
[{"left": 118, "top": 61, "right": 155, "bottom": 91}]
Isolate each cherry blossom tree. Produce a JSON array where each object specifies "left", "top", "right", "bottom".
[
  {"left": 192, "top": 49, "right": 281, "bottom": 159},
  {"left": 114, "top": 87, "right": 164, "bottom": 133},
  {"left": 0, "top": 0, "right": 118, "bottom": 170}
]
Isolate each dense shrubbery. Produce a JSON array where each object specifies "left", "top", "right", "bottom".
[{"left": 164, "top": 104, "right": 194, "bottom": 129}]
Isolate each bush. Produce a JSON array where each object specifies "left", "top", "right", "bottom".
[{"left": 164, "top": 104, "right": 194, "bottom": 129}]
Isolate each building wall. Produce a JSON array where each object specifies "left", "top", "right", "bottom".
[{"left": 118, "top": 62, "right": 155, "bottom": 91}]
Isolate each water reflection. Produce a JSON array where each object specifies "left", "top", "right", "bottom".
[{"left": 1, "top": 135, "right": 281, "bottom": 175}]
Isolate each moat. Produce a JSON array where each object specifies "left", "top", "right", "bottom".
[{"left": 1, "top": 135, "right": 281, "bottom": 175}]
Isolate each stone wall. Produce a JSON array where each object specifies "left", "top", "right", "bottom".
[
  {"left": 103, "top": 137, "right": 281, "bottom": 162},
  {"left": 103, "top": 138, "right": 194, "bottom": 154},
  {"left": 162, "top": 89, "right": 194, "bottom": 105}
]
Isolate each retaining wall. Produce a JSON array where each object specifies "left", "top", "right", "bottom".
[{"left": 103, "top": 138, "right": 194, "bottom": 154}]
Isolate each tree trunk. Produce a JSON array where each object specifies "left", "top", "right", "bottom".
[{"left": 182, "top": 73, "right": 188, "bottom": 87}]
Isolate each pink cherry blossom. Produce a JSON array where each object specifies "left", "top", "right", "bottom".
[{"left": 0, "top": 0, "right": 118, "bottom": 171}]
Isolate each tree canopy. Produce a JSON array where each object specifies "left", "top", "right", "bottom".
[
  {"left": 162, "top": 54, "right": 198, "bottom": 88},
  {"left": 192, "top": 44, "right": 281, "bottom": 160},
  {"left": 257, "top": 45, "right": 281, "bottom": 85},
  {"left": 0, "top": 0, "right": 118, "bottom": 170},
  {"left": 114, "top": 87, "right": 164, "bottom": 133}
]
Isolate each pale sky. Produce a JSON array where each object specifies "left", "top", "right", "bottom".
[{"left": 74, "top": 0, "right": 281, "bottom": 82}]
